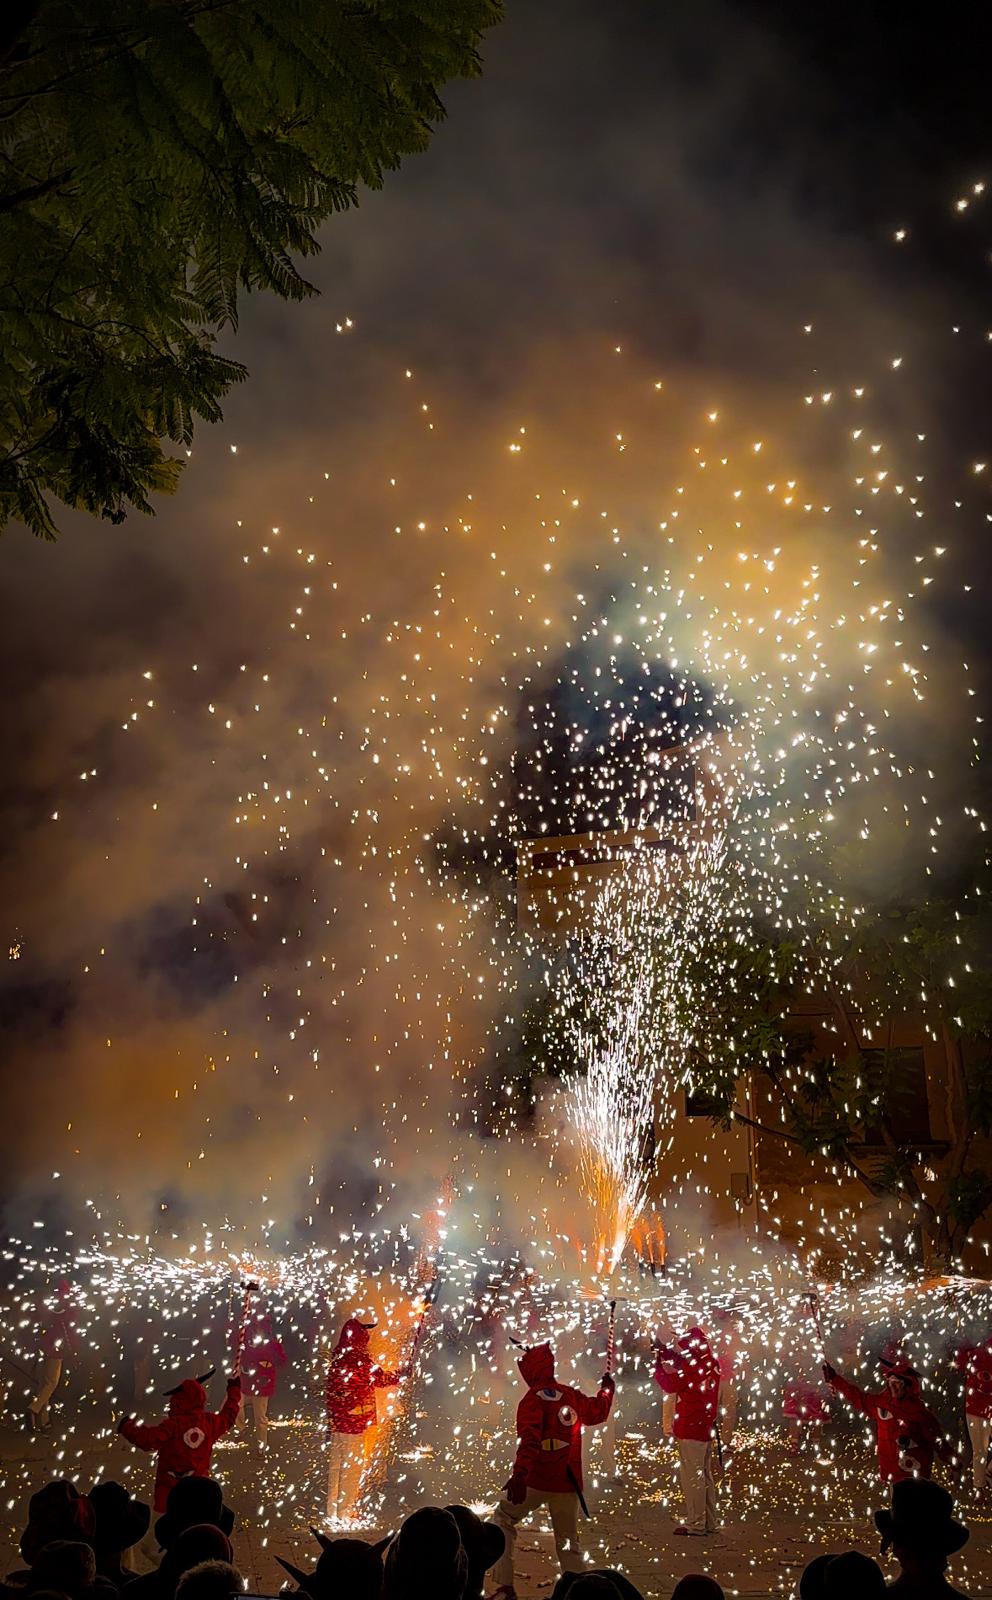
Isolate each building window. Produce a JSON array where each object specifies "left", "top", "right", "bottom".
[{"left": 861, "top": 1047, "right": 932, "bottom": 1146}]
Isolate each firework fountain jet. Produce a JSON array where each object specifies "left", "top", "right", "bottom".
[{"left": 563, "top": 744, "right": 741, "bottom": 1275}]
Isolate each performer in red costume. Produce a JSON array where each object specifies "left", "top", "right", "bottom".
[
  {"left": 490, "top": 1342, "right": 614, "bottom": 1600},
  {"left": 954, "top": 1334, "right": 992, "bottom": 1491},
  {"left": 823, "top": 1359, "right": 948, "bottom": 1482},
  {"left": 240, "top": 1314, "right": 287, "bottom": 1448},
  {"left": 325, "top": 1317, "right": 402, "bottom": 1524},
  {"left": 783, "top": 1375, "right": 830, "bottom": 1454},
  {"left": 27, "top": 1280, "right": 76, "bottom": 1433},
  {"left": 655, "top": 1327, "right": 721, "bottom": 1537},
  {"left": 118, "top": 1372, "right": 242, "bottom": 1511}
]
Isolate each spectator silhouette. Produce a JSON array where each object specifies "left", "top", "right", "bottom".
[
  {"left": 276, "top": 1528, "right": 387, "bottom": 1600},
  {"left": 875, "top": 1480, "right": 970, "bottom": 1600},
  {"left": 127, "top": 1525, "right": 234, "bottom": 1600},
  {"left": 174, "top": 1562, "right": 244, "bottom": 1600},
  {"left": 381, "top": 1507, "right": 467, "bottom": 1599},
  {"left": 88, "top": 1481, "right": 151, "bottom": 1587},
  {"left": 671, "top": 1578, "right": 725, "bottom": 1600}
]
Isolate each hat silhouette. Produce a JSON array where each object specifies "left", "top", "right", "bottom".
[
  {"left": 874, "top": 1479, "right": 968, "bottom": 1556},
  {"left": 20, "top": 1481, "right": 95, "bottom": 1565},
  {"left": 89, "top": 1481, "right": 150, "bottom": 1553},
  {"left": 154, "top": 1477, "right": 234, "bottom": 1549}
]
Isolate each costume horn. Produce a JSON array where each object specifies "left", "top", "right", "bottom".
[
  {"left": 309, "top": 1527, "right": 334, "bottom": 1553},
  {"left": 162, "top": 1366, "right": 216, "bottom": 1395},
  {"left": 275, "top": 1557, "right": 310, "bottom": 1587}
]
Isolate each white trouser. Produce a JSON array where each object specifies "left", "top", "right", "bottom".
[
  {"left": 967, "top": 1413, "right": 992, "bottom": 1489},
  {"left": 245, "top": 1393, "right": 270, "bottom": 1442},
  {"left": 492, "top": 1489, "right": 582, "bottom": 1588},
  {"left": 326, "top": 1431, "right": 367, "bottom": 1521},
  {"left": 30, "top": 1356, "right": 63, "bottom": 1425},
  {"left": 719, "top": 1381, "right": 737, "bottom": 1441},
  {"left": 677, "top": 1437, "right": 717, "bottom": 1532}
]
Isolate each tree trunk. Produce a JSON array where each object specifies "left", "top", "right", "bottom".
[{"left": 919, "top": 1204, "right": 957, "bottom": 1277}]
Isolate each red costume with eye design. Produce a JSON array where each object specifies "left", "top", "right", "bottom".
[
  {"left": 119, "top": 1377, "right": 242, "bottom": 1510},
  {"left": 507, "top": 1343, "right": 613, "bottom": 1497}
]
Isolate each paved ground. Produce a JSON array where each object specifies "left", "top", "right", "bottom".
[{"left": 2, "top": 1419, "right": 990, "bottom": 1598}]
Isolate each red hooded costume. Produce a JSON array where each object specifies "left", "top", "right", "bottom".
[
  {"left": 241, "top": 1316, "right": 288, "bottom": 1400},
  {"left": 507, "top": 1343, "right": 613, "bottom": 1497},
  {"left": 325, "top": 1318, "right": 400, "bottom": 1436},
  {"left": 825, "top": 1363, "right": 944, "bottom": 1482},
  {"left": 654, "top": 1327, "right": 720, "bottom": 1441},
  {"left": 954, "top": 1340, "right": 992, "bottom": 1419},
  {"left": 39, "top": 1281, "right": 77, "bottom": 1359},
  {"left": 783, "top": 1378, "right": 830, "bottom": 1423},
  {"left": 119, "top": 1377, "right": 242, "bottom": 1511}
]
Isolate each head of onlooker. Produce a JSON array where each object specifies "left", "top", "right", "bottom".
[
  {"left": 276, "top": 1530, "right": 386, "bottom": 1600},
  {"left": 24, "top": 1541, "right": 99, "bottom": 1599},
  {"left": 799, "top": 1555, "right": 836, "bottom": 1600},
  {"left": 443, "top": 1506, "right": 505, "bottom": 1599},
  {"left": 874, "top": 1480, "right": 969, "bottom": 1595},
  {"left": 671, "top": 1578, "right": 724, "bottom": 1600},
  {"left": 822, "top": 1552, "right": 885, "bottom": 1600},
  {"left": 174, "top": 1562, "right": 243, "bottom": 1600},
  {"left": 381, "top": 1506, "right": 467, "bottom": 1600},
  {"left": 88, "top": 1481, "right": 151, "bottom": 1583},
  {"left": 19, "top": 1483, "right": 96, "bottom": 1567},
  {"left": 552, "top": 1571, "right": 645, "bottom": 1600},
  {"left": 159, "top": 1527, "right": 235, "bottom": 1600},
  {"left": 155, "top": 1480, "right": 235, "bottom": 1552}
]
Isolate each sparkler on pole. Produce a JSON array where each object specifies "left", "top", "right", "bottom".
[
  {"left": 233, "top": 1280, "right": 260, "bottom": 1377},
  {"left": 606, "top": 1298, "right": 618, "bottom": 1375},
  {"left": 803, "top": 1288, "right": 826, "bottom": 1358}
]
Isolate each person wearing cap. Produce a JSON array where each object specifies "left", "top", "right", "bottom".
[
  {"left": 654, "top": 1327, "right": 721, "bottom": 1536},
  {"left": 118, "top": 1371, "right": 242, "bottom": 1511},
  {"left": 875, "top": 1477, "right": 970, "bottom": 1598},
  {"left": 324, "top": 1316, "right": 402, "bottom": 1524},
  {"left": 823, "top": 1358, "right": 948, "bottom": 1483},
  {"left": 490, "top": 1340, "right": 614, "bottom": 1600},
  {"left": 953, "top": 1332, "right": 992, "bottom": 1492}
]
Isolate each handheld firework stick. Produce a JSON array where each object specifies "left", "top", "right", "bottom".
[
  {"left": 606, "top": 1298, "right": 618, "bottom": 1375},
  {"left": 408, "top": 1272, "right": 444, "bottom": 1376},
  {"left": 233, "top": 1280, "right": 260, "bottom": 1377},
  {"left": 804, "top": 1289, "right": 827, "bottom": 1358}
]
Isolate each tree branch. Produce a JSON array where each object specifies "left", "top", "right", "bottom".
[{"left": 0, "top": 167, "right": 71, "bottom": 211}]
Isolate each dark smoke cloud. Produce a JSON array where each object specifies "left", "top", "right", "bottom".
[{"left": 0, "top": 0, "right": 988, "bottom": 1244}]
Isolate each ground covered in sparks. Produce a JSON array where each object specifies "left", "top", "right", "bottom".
[{"left": 2, "top": 1421, "right": 991, "bottom": 1598}]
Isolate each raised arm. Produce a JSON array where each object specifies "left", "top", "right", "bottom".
[
  {"left": 823, "top": 1363, "right": 877, "bottom": 1418},
  {"left": 210, "top": 1376, "right": 242, "bottom": 1440},
  {"left": 575, "top": 1376, "right": 615, "bottom": 1425}
]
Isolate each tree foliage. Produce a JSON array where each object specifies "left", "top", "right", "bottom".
[
  {"left": 0, "top": 0, "right": 501, "bottom": 537},
  {"left": 677, "top": 851, "right": 992, "bottom": 1270}
]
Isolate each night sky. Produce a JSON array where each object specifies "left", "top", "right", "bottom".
[{"left": 1, "top": 0, "right": 990, "bottom": 1242}]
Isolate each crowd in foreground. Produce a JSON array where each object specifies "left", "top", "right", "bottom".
[{"left": 0, "top": 1467, "right": 978, "bottom": 1600}]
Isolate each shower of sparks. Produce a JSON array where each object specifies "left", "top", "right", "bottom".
[{"left": 1, "top": 176, "right": 991, "bottom": 1584}]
